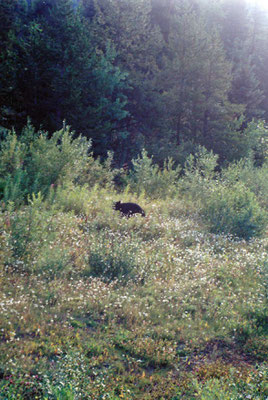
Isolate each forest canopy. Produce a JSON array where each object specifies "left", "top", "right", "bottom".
[{"left": 0, "top": 0, "right": 268, "bottom": 165}]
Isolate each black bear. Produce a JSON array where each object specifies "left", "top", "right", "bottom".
[{"left": 113, "top": 201, "right": 145, "bottom": 217}]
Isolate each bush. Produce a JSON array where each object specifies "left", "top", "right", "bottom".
[
  {"left": 4, "top": 193, "right": 57, "bottom": 269},
  {"left": 0, "top": 122, "right": 91, "bottom": 206},
  {"left": 222, "top": 158, "right": 268, "bottom": 211},
  {"left": 128, "top": 149, "right": 181, "bottom": 198},
  {"left": 243, "top": 120, "right": 268, "bottom": 166},
  {"left": 76, "top": 151, "right": 122, "bottom": 190},
  {"left": 50, "top": 183, "right": 90, "bottom": 215},
  {"left": 177, "top": 146, "right": 218, "bottom": 203},
  {"left": 202, "top": 182, "right": 267, "bottom": 240}
]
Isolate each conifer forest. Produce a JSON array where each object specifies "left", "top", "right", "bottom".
[{"left": 0, "top": 0, "right": 267, "bottom": 399}]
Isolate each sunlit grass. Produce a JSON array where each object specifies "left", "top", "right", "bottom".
[{"left": 0, "top": 188, "right": 267, "bottom": 399}]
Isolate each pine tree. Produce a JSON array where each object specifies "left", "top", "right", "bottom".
[
  {"left": 159, "top": 1, "right": 243, "bottom": 162},
  {"left": 247, "top": 3, "right": 268, "bottom": 121},
  {"left": 220, "top": 0, "right": 264, "bottom": 121},
  {"left": 0, "top": 0, "right": 130, "bottom": 160},
  {"left": 0, "top": 0, "right": 28, "bottom": 128},
  {"left": 88, "top": 0, "right": 165, "bottom": 153}
]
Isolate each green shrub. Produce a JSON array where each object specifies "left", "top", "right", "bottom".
[
  {"left": 76, "top": 151, "right": 123, "bottom": 190},
  {"left": 50, "top": 183, "right": 90, "bottom": 215},
  {"left": 222, "top": 159, "right": 268, "bottom": 210},
  {"left": 128, "top": 149, "right": 181, "bottom": 198},
  {"left": 0, "top": 133, "right": 29, "bottom": 205},
  {"left": 0, "top": 123, "right": 91, "bottom": 206},
  {"left": 3, "top": 169, "right": 29, "bottom": 206},
  {"left": 4, "top": 193, "right": 58, "bottom": 270},
  {"left": 202, "top": 182, "right": 267, "bottom": 239},
  {"left": 178, "top": 146, "right": 218, "bottom": 203},
  {"left": 243, "top": 120, "right": 268, "bottom": 166}
]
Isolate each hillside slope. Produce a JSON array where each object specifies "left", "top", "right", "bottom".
[{"left": 0, "top": 191, "right": 267, "bottom": 399}]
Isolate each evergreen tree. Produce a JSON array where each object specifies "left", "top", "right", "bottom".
[
  {"left": 0, "top": 0, "right": 130, "bottom": 160},
  {"left": 248, "top": 3, "right": 268, "bottom": 121},
  {"left": 0, "top": 0, "right": 28, "bottom": 128},
  {"left": 2, "top": 0, "right": 268, "bottom": 165},
  {"left": 159, "top": 1, "right": 241, "bottom": 162},
  {"left": 220, "top": 0, "right": 264, "bottom": 121},
  {"left": 150, "top": 0, "right": 175, "bottom": 43},
  {"left": 88, "top": 0, "right": 165, "bottom": 158}
]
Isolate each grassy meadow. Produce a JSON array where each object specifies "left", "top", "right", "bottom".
[{"left": 0, "top": 126, "right": 267, "bottom": 399}]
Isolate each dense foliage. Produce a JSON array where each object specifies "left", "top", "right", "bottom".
[
  {"left": 1, "top": 0, "right": 268, "bottom": 164},
  {"left": 0, "top": 126, "right": 267, "bottom": 398}
]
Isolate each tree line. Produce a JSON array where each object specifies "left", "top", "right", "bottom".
[{"left": 0, "top": 0, "right": 268, "bottom": 166}]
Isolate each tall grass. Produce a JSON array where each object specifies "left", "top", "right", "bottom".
[{"left": 0, "top": 125, "right": 267, "bottom": 399}]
